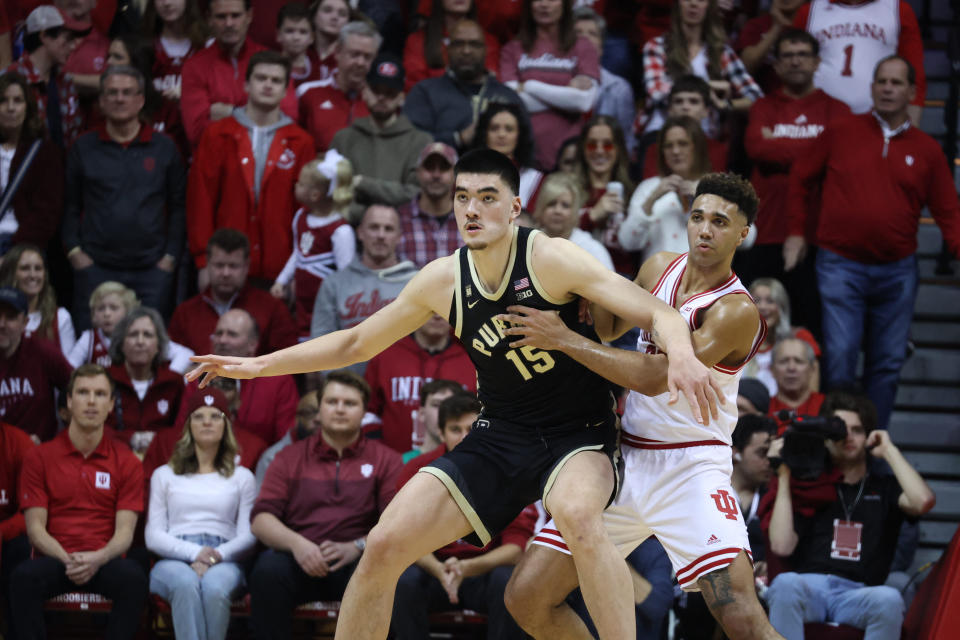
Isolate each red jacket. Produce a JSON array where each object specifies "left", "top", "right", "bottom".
[
  {"left": 298, "top": 78, "right": 369, "bottom": 152},
  {"left": 745, "top": 89, "right": 851, "bottom": 244},
  {"left": 364, "top": 336, "right": 477, "bottom": 453},
  {"left": 180, "top": 37, "right": 299, "bottom": 146},
  {"left": 167, "top": 284, "right": 298, "bottom": 357},
  {"left": 0, "top": 423, "right": 35, "bottom": 541},
  {"left": 787, "top": 113, "right": 960, "bottom": 263},
  {"left": 176, "top": 375, "right": 299, "bottom": 445},
  {"left": 106, "top": 364, "right": 184, "bottom": 435},
  {"left": 187, "top": 116, "right": 315, "bottom": 279}
]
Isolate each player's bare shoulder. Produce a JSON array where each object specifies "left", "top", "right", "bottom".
[
  {"left": 526, "top": 231, "right": 583, "bottom": 302},
  {"left": 702, "top": 292, "right": 762, "bottom": 356},
  {"left": 402, "top": 254, "right": 459, "bottom": 319},
  {"left": 637, "top": 251, "right": 682, "bottom": 289}
]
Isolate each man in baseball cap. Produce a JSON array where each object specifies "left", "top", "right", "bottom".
[
  {"left": 330, "top": 52, "right": 433, "bottom": 215},
  {"left": 5, "top": 5, "right": 89, "bottom": 146},
  {"left": 396, "top": 142, "right": 461, "bottom": 267}
]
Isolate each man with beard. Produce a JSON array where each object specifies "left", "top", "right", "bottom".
[
  {"left": 331, "top": 52, "right": 433, "bottom": 216},
  {"left": 404, "top": 19, "right": 526, "bottom": 153},
  {"left": 395, "top": 143, "right": 462, "bottom": 268}
]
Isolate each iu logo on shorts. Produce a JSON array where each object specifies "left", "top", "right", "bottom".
[{"left": 710, "top": 489, "right": 739, "bottom": 521}]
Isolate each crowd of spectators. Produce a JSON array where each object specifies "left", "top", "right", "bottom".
[{"left": 0, "top": 0, "right": 958, "bottom": 638}]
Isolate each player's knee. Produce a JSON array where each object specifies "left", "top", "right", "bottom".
[
  {"left": 358, "top": 523, "right": 408, "bottom": 574},
  {"left": 549, "top": 502, "right": 603, "bottom": 543},
  {"left": 504, "top": 571, "right": 547, "bottom": 632}
]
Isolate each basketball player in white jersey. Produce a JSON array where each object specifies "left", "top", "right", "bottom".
[{"left": 501, "top": 173, "right": 784, "bottom": 639}]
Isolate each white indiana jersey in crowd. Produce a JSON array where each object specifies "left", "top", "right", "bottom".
[
  {"left": 805, "top": 0, "right": 900, "bottom": 113},
  {"left": 621, "top": 253, "right": 766, "bottom": 449}
]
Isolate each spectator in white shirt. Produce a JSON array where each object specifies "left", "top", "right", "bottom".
[{"left": 145, "top": 388, "right": 257, "bottom": 640}]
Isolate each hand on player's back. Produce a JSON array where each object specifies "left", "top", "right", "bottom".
[
  {"left": 666, "top": 351, "right": 724, "bottom": 425},
  {"left": 186, "top": 355, "right": 264, "bottom": 388}
]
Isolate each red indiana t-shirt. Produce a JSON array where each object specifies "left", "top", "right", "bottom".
[
  {"left": 19, "top": 429, "right": 143, "bottom": 553},
  {"left": 0, "top": 336, "right": 73, "bottom": 442}
]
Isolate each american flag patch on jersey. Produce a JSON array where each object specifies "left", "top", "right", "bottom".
[{"left": 514, "top": 277, "right": 530, "bottom": 291}]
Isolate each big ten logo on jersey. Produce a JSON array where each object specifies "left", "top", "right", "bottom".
[{"left": 470, "top": 315, "right": 556, "bottom": 381}]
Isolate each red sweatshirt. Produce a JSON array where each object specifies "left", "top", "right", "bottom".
[
  {"left": 180, "top": 38, "right": 299, "bottom": 146},
  {"left": 787, "top": 113, "right": 960, "bottom": 263},
  {"left": 0, "top": 423, "right": 35, "bottom": 541},
  {"left": 0, "top": 336, "right": 73, "bottom": 442},
  {"left": 745, "top": 89, "right": 852, "bottom": 244},
  {"left": 364, "top": 336, "right": 477, "bottom": 453},
  {"left": 167, "top": 285, "right": 298, "bottom": 357}
]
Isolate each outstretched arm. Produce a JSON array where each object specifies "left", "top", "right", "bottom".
[
  {"left": 501, "top": 293, "right": 757, "bottom": 397},
  {"left": 188, "top": 258, "right": 453, "bottom": 386},
  {"left": 527, "top": 237, "right": 729, "bottom": 423}
]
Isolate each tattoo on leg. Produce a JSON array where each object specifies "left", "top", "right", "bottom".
[{"left": 699, "top": 569, "right": 736, "bottom": 612}]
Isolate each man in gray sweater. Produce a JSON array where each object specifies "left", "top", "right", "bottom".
[
  {"left": 310, "top": 204, "right": 418, "bottom": 374},
  {"left": 331, "top": 52, "right": 432, "bottom": 220}
]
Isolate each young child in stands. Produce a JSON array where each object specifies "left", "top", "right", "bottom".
[
  {"left": 271, "top": 149, "right": 356, "bottom": 340},
  {"left": 69, "top": 281, "right": 196, "bottom": 373},
  {"left": 275, "top": 2, "right": 316, "bottom": 88}
]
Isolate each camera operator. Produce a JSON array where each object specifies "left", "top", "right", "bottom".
[{"left": 762, "top": 391, "right": 935, "bottom": 640}]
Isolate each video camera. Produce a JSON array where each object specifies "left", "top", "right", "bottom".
[{"left": 771, "top": 412, "right": 848, "bottom": 480}]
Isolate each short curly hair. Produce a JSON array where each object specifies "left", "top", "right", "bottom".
[{"left": 694, "top": 172, "right": 759, "bottom": 225}]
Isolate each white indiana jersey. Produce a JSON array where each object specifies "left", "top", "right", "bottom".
[
  {"left": 806, "top": 0, "right": 900, "bottom": 113},
  {"left": 622, "top": 253, "right": 765, "bottom": 446}
]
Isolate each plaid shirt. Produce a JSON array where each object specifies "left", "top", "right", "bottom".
[
  {"left": 396, "top": 195, "right": 463, "bottom": 268},
  {"left": 642, "top": 36, "right": 763, "bottom": 112},
  {"left": 5, "top": 53, "right": 83, "bottom": 146}
]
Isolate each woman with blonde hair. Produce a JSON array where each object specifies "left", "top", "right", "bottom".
[
  {"left": 533, "top": 172, "right": 612, "bottom": 270},
  {"left": 745, "top": 277, "right": 821, "bottom": 395},
  {"left": 0, "top": 244, "right": 75, "bottom": 356},
  {"left": 146, "top": 388, "right": 256, "bottom": 640},
  {"left": 271, "top": 149, "right": 357, "bottom": 340},
  {"left": 619, "top": 116, "right": 712, "bottom": 261},
  {"left": 642, "top": 0, "right": 761, "bottom": 135},
  {"left": 68, "top": 281, "right": 195, "bottom": 372}
]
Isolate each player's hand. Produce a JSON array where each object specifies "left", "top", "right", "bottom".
[
  {"left": 666, "top": 350, "right": 724, "bottom": 425},
  {"left": 319, "top": 540, "right": 361, "bottom": 572},
  {"left": 499, "top": 306, "right": 571, "bottom": 352},
  {"left": 866, "top": 430, "right": 895, "bottom": 459},
  {"left": 292, "top": 538, "right": 329, "bottom": 577},
  {"left": 782, "top": 235, "right": 806, "bottom": 271},
  {"left": 441, "top": 557, "right": 464, "bottom": 604},
  {"left": 186, "top": 355, "right": 265, "bottom": 388}
]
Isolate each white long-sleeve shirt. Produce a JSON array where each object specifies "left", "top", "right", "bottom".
[
  {"left": 26, "top": 307, "right": 76, "bottom": 357},
  {"left": 145, "top": 464, "right": 257, "bottom": 563},
  {"left": 619, "top": 177, "right": 693, "bottom": 260}
]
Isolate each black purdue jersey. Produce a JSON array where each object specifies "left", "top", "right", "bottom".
[{"left": 449, "top": 226, "right": 614, "bottom": 427}]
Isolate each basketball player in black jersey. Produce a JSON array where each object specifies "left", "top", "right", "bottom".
[{"left": 187, "top": 149, "right": 723, "bottom": 640}]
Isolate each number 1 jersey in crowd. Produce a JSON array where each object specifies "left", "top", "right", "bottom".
[{"left": 449, "top": 226, "right": 614, "bottom": 427}]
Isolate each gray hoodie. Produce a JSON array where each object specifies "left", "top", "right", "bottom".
[
  {"left": 309, "top": 257, "right": 419, "bottom": 373},
  {"left": 232, "top": 107, "right": 294, "bottom": 202},
  {"left": 330, "top": 114, "right": 433, "bottom": 211}
]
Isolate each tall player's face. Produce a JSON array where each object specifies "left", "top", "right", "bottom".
[
  {"left": 687, "top": 194, "right": 748, "bottom": 265},
  {"left": 454, "top": 173, "right": 521, "bottom": 250}
]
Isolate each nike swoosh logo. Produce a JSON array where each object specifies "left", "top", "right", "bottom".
[{"left": 467, "top": 299, "right": 479, "bottom": 309}]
